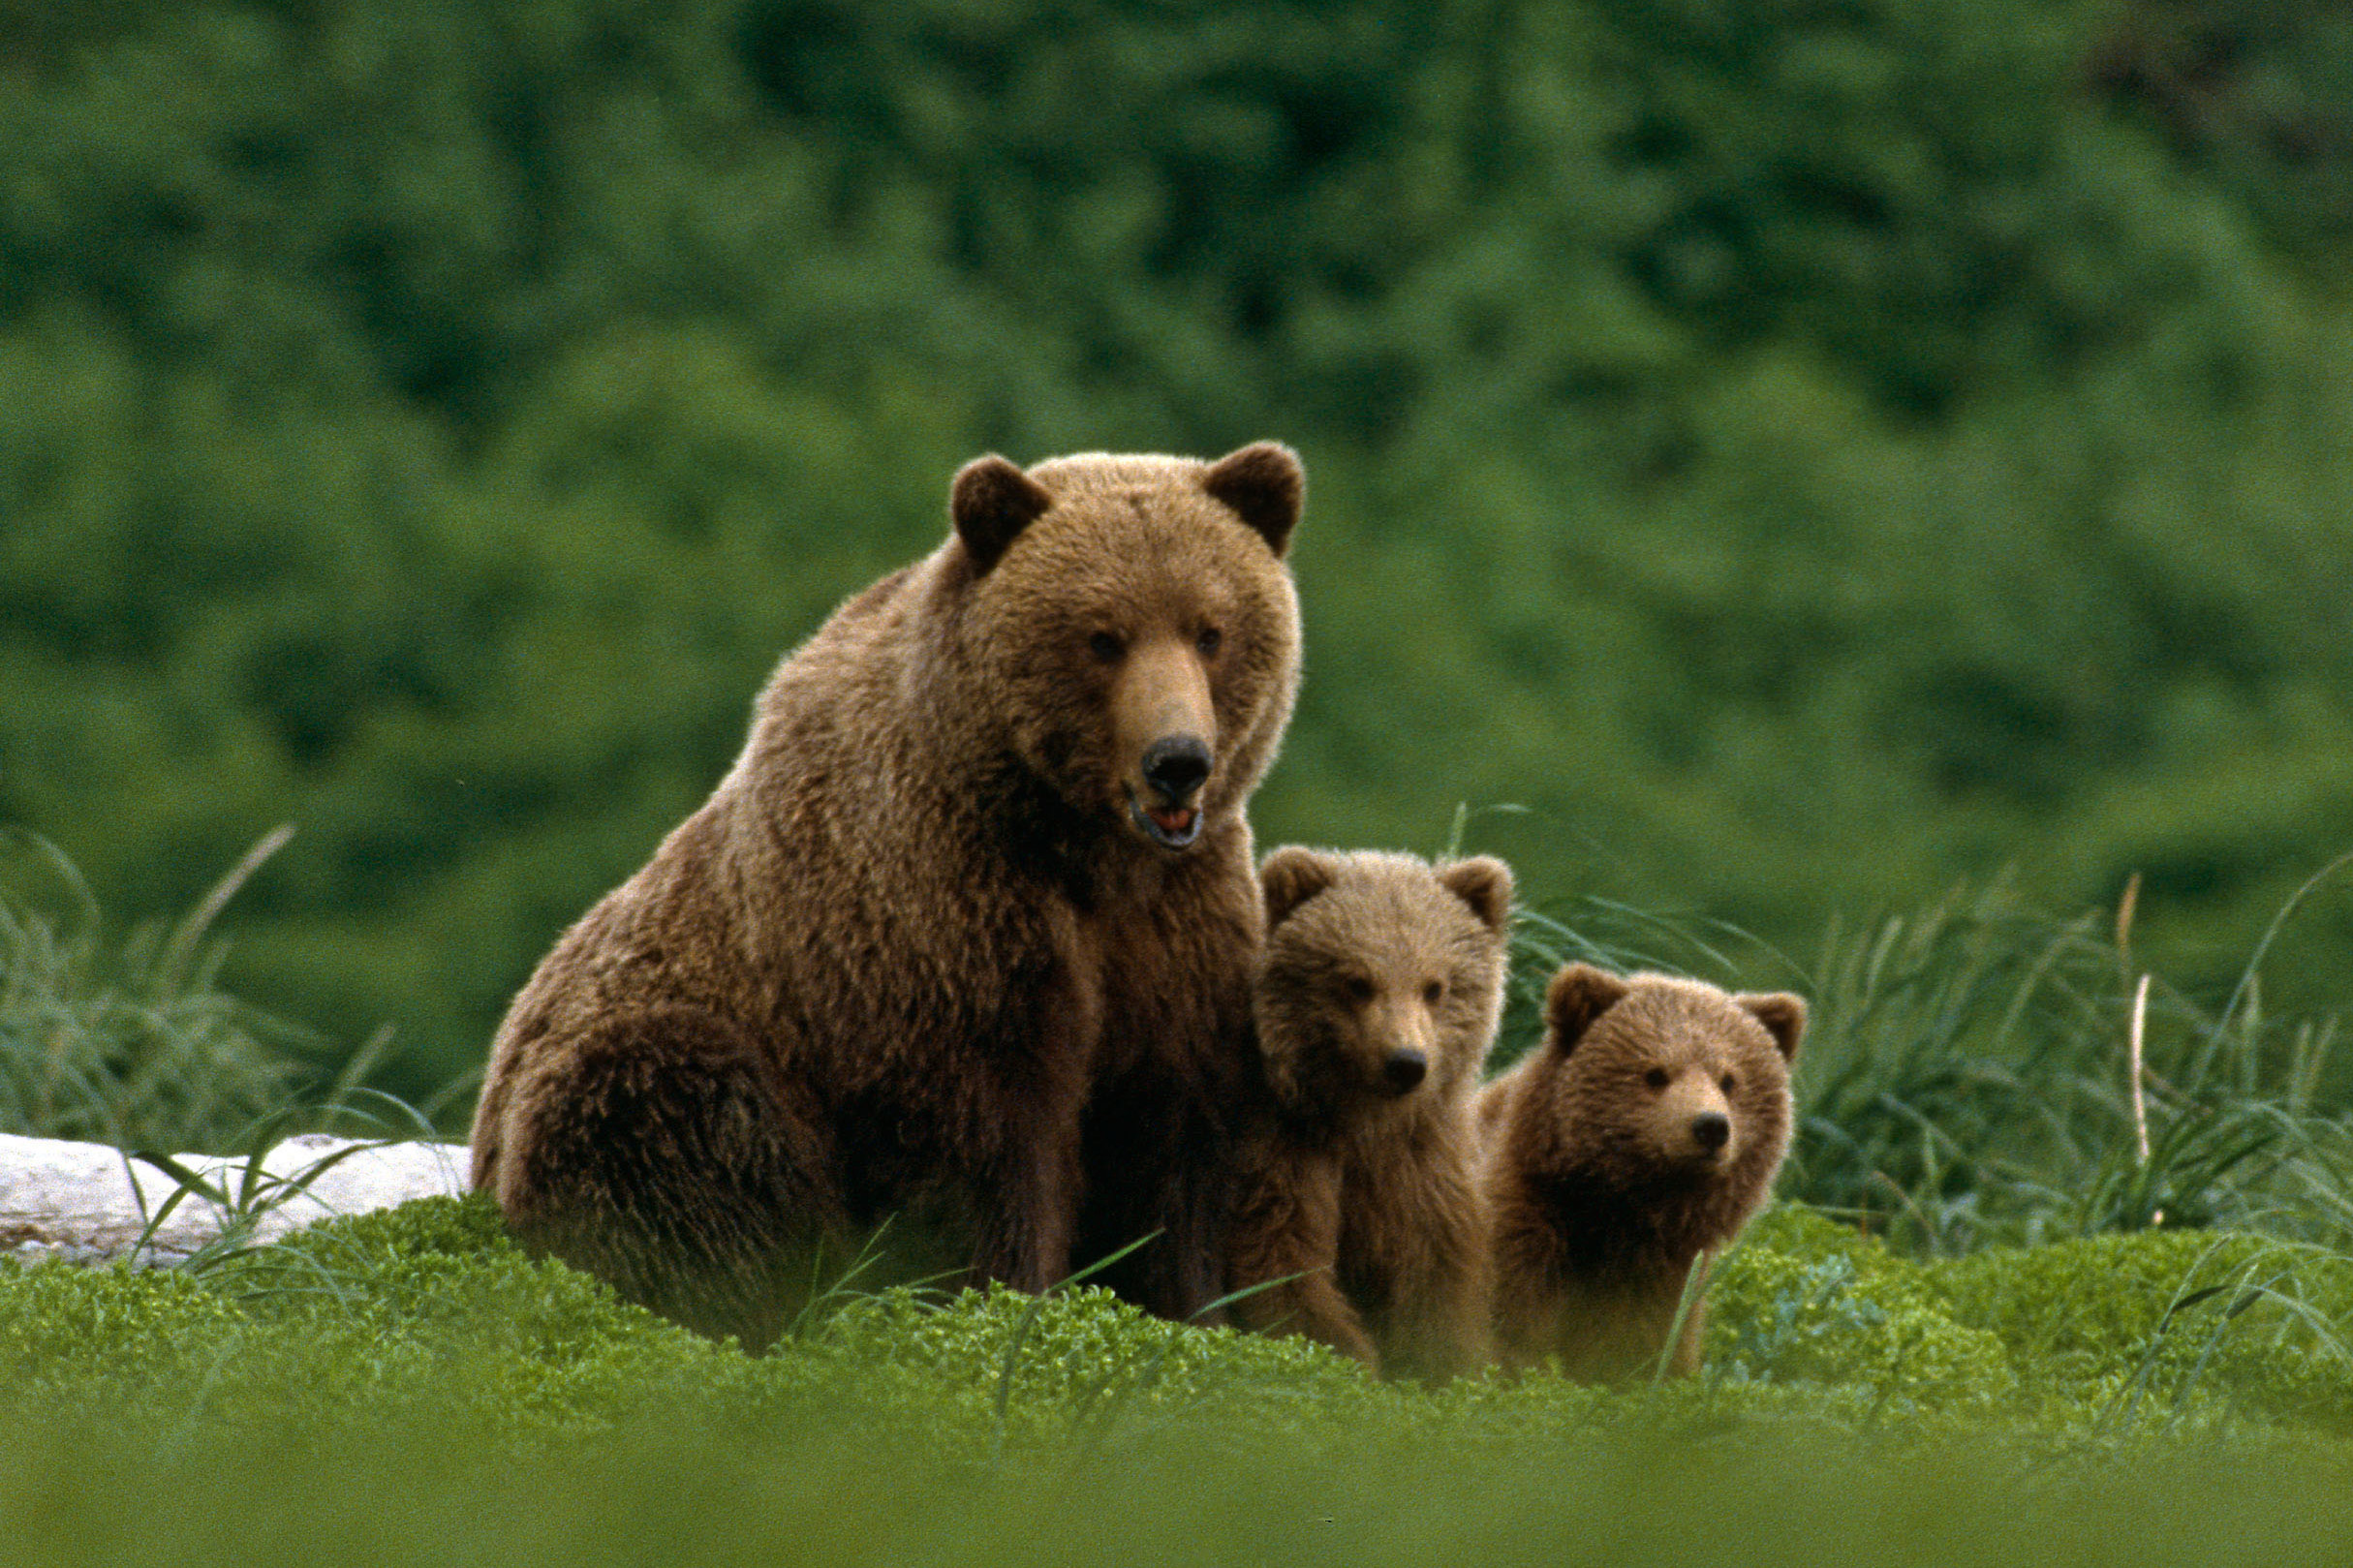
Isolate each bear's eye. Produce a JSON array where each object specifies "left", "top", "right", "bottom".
[
  {"left": 1643, "top": 1067, "right": 1670, "bottom": 1091},
  {"left": 1720, "top": 1073, "right": 1737, "bottom": 1095},
  {"left": 1088, "top": 630, "right": 1126, "bottom": 663},
  {"left": 1344, "top": 975, "right": 1376, "bottom": 1004},
  {"left": 1196, "top": 626, "right": 1223, "bottom": 658},
  {"left": 1421, "top": 979, "right": 1444, "bottom": 1007}
]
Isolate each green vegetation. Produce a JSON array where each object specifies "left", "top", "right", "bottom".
[
  {"left": 0, "top": 825, "right": 309, "bottom": 1150},
  {"left": 0, "top": 827, "right": 444, "bottom": 1150},
  {"left": 4, "top": 0, "right": 2352, "bottom": 1094},
  {"left": 9, "top": 1194, "right": 2353, "bottom": 1568}
]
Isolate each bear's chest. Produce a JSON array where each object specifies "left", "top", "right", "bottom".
[{"left": 1079, "top": 871, "right": 1256, "bottom": 1073}]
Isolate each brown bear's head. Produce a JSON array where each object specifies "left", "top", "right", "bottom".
[
  {"left": 1254, "top": 847, "right": 1514, "bottom": 1124},
  {"left": 942, "top": 444, "right": 1303, "bottom": 853},
  {"left": 1534, "top": 964, "right": 1806, "bottom": 1190}
]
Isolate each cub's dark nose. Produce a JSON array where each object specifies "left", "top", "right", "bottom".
[
  {"left": 1383, "top": 1049, "right": 1428, "bottom": 1094},
  {"left": 1141, "top": 735, "right": 1212, "bottom": 804},
  {"left": 1691, "top": 1112, "right": 1730, "bottom": 1153}
]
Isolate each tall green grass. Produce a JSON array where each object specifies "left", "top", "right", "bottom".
[
  {"left": 0, "top": 827, "right": 433, "bottom": 1152},
  {"left": 1786, "top": 858, "right": 2353, "bottom": 1254}
]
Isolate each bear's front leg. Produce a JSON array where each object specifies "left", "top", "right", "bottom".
[
  {"left": 1370, "top": 1161, "right": 1495, "bottom": 1381},
  {"left": 1379, "top": 1245, "right": 1495, "bottom": 1382},
  {"left": 919, "top": 969, "right": 1096, "bottom": 1295},
  {"left": 1070, "top": 1060, "right": 1237, "bottom": 1320},
  {"left": 1487, "top": 1206, "right": 1577, "bottom": 1375},
  {"left": 966, "top": 1107, "right": 1084, "bottom": 1295}
]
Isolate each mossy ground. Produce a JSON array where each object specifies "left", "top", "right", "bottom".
[{"left": 7, "top": 1196, "right": 2353, "bottom": 1567}]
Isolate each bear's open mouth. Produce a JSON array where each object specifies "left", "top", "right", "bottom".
[{"left": 1128, "top": 790, "right": 1203, "bottom": 849}]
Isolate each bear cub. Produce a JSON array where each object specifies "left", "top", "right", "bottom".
[
  {"left": 1225, "top": 847, "right": 1513, "bottom": 1380},
  {"left": 1480, "top": 963, "right": 1806, "bottom": 1383}
]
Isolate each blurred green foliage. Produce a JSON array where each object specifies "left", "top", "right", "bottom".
[{"left": 3, "top": 0, "right": 2351, "bottom": 1094}]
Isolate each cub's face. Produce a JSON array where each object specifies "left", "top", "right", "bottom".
[
  {"left": 1539, "top": 965, "right": 1806, "bottom": 1185},
  {"left": 1254, "top": 848, "right": 1513, "bottom": 1121},
  {"left": 946, "top": 446, "right": 1303, "bottom": 851}
]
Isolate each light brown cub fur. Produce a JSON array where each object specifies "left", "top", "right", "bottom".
[
  {"left": 1226, "top": 847, "right": 1512, "bottom": 1380},
  {"left": 1480, "top": 964, "right": 1805, "bottom": 1383},
  {"left": 470, "top": 445, "right": 1307, "bottom": 1349}
]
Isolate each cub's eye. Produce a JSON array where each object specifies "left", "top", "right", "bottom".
[
  {"left": 1720, "top": 1073, "right": 1738, "bottom": 1095},
  {"left": 1344, "top": 976, "right": 1376, "bottom": 1004},
  {"left": 1089, "top": 631, "right": 1125, "bottom": 663},
  {"left": 1421, "top": 979, "right": 1445, "bottom": 1007},
  {"left": 1196, "top": 626, "right": 1223, "bottom": 658},
  {"left": 1643, "top": 1067, "right": 1671, "bottom": 1091}
]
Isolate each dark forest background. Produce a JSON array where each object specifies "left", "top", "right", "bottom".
[{"left": 4, "top": 0, "right": 2351, "bottom": 1102}]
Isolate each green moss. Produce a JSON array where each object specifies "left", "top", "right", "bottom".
[
  {"left": 788, "top": 1282, "right": 1393, "bottom": 1458},
  {"left": 268, "top": 1190, "right": 518, "bottom": 1264},
  {"left": 0, "top": 1259, "right": 243, "bottom": 1399},
  {"left": 1709, "top": 1206, "right": 2017, "bottom": 1413},
  {"left": 0, "top": 1196, "right": 759, "bottom": 1438},
  {"left": 9, "top": 1195, "right": 2353, "bottom": 1465},
  {"left": 1932, "top": 1229, "right": 2353, "bottom": 1432}
]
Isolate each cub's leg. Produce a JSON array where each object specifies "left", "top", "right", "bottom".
[
  {"left": 1225, "top": 1144, "right": 1378, "bottom": 1368},
  {"left": 1486, "top": 1205, "right": 1574, "bottom": 1375},
  {"left": 1359, "top": 1154, "right": 1493, "bottom": 1381}
]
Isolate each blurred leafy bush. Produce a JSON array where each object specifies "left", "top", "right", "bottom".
[{"left": 1, "top": 0, "right": 2350, "bottom": 1096}]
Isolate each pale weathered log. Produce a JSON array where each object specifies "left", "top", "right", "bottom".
[{"left": 0, "top": 1132, "right": 472, "bottom": 1267}]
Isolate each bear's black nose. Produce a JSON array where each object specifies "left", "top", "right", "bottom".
[
  {"left": 1691, "top": 1112, "right": 1730, "bottom": 1153},
  {"left": 1383, "top": 1049, "right": 1428, "bottom": 1094},
  {"left": 1141, "top": 735, "right": 1212, "bottom": 804}
]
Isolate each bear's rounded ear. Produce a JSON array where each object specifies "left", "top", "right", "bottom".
[
  {"left": 1261, "top": 845, "right": 1340, "bottom": 929},
  {"left": 1737, "top": 992, "right": 1808, "bottom": 1064},
  {"left": 1437, "top": 856, "right": 1514, "bottom": 938},
  {"left": 1202, "top": 442, "right": 1304, "bottom": 558},
  {"left": 1544, "top": 963, "right": 1629, "bottom": 1054},
  {"left": 950, "top": 454, "right": 1055, "bottom": 575}
]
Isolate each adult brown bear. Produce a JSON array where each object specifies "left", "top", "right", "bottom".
[{"left": 468, "top": 445, "right": 1306, "bottom": 1349}]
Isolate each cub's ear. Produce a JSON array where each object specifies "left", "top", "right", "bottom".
[
  {"left": 950, "top": 454, "right": 1054, "bottom": 575},
  {"left": 1437, "top": 856, "right": 1514, "bottom": 938},
  {"left": 1737, "top": 991, "right": 1808, "bottom": 1064},
  {"left": 1544, "top": 963, "right": 1629, "bottom": 1055},
  {"left": 1260, "top": 845, "right": 1341, "bottom": 929},
  {"left": 1202, "top": 442, "right": 1304, "bottom": 557}
]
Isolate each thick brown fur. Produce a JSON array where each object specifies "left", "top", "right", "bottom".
[
  {"left": 1226, "top": 848, "right": 1513, "bottom": 1380},
  {"left": 1480, "top": 964, "right": 1806, "bottom": 1383},
  {"left": 470, "top": 445, "right": 1306, "bottom": 1349}
]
